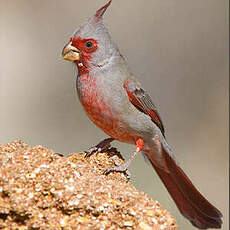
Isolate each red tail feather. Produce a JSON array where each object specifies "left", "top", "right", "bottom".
[{"left": 147, "top": 147, "right": 222, "bottom": 229}]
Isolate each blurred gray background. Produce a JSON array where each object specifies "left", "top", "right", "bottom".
[{"left": 1, "top": 0, "right": 228, "bottom": 229}]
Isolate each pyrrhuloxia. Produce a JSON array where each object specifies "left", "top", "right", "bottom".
[{"left": 62, "top": 1, "right": 222, "bottom": 228}]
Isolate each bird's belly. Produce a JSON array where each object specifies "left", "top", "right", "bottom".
[
  {"left": 81, "top": 97, "right": 135, "bottom": 143},
  {"left": 77, "top": 77, "right": 135, "bottom": 144}
]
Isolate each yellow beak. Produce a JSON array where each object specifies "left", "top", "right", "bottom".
[{"left": 62, "top": 42, "right": 80, "bottom": 62}]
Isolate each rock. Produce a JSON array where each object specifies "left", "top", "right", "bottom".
[{"left": 0, "top": 141, "right": 177, "bottom": 229}]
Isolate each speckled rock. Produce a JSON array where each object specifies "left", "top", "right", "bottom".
[{"left": 0, "top": 141, "right": 177, "bottom": 230}]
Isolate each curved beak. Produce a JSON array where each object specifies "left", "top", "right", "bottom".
[{"left": 62, "top": 42, "right": 80, "bottom": 62}]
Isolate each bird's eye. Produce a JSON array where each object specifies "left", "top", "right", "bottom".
[{"left": 85, "top": 41, "right": 93, "bottom": 48}]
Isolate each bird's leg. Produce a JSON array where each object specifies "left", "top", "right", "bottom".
[
  {"left": 85, "top": 137, "right": 115, "bottom": 157},
  {"left": 104, "top": 138, "right": 144, "bottom": 179}
]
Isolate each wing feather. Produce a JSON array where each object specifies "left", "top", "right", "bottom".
[{"left": 123, "top": 79, "right": 165, "bottom": 136}]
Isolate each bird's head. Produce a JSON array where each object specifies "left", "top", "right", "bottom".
[{"left": 62, "top": 0, "right": 119, "bottom": 74}]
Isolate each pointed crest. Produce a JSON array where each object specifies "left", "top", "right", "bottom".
[{"left": 94, "top": 0, "right": 112, "bottom": 22}]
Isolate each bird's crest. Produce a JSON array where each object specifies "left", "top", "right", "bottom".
[{"left": 94, "top": 0, "right": 112, "bottom": 22}]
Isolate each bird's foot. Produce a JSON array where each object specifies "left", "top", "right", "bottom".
[
  {"left": 104, "top": 155, "right": 131, "bottom": 180},
  {"left": 85, "top": 138, "right": 114, "bottom": 157},
  {"left": 103, "top": 139, "right": 143, "bottom": 181}
]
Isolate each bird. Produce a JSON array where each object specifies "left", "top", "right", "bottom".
[{"left": 61, "top": 1, "right": 223, "bottom": 229}]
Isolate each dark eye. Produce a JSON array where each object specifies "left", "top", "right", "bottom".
[{"left": 85, "top": 41, "right": 93, "bottom": 48}]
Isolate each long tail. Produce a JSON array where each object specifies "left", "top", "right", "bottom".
[{"left": 147, "top": 146, "right": 223, "bottom": 229}]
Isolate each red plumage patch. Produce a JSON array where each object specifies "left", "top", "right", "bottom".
[
  {"left": 71, "top": 37, "right": 98, "bottom": 53},
  {"left": 70, "top": 37, "right": 98, "bottom": 74}
]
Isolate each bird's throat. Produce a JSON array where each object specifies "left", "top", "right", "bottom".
[{"left": 75, "top": 61, "right": 89, "bottom": 75}]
